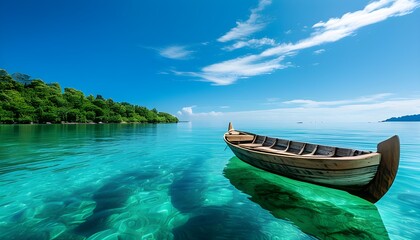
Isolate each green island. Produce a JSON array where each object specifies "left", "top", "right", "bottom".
[
  {"left": 383, "top": 114, "right": 420, "bottom": 122},
  {"left": 0, "top": 69, "right": 178, "bottom": 124}
]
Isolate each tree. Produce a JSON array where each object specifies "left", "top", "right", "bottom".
[
  {"left": 67, "top": 109, "right": 81, "bottom": 122},
  {"left": 64, "top": 88, "right": 85, "bottom": 108},
  {"left": 0, "top": 69, "right": 178, "bottom": 124}
]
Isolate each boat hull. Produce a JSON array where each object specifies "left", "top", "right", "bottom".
[{"left": 225, "top": 140, "right": 380, "bottom": 191}]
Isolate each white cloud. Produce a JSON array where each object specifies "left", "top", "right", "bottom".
[
  {"left": 283, "top": 93, "right": 393, "bottom": 107},
  {"left": 189, "top": 0, "right": 419, "bottom": 85},
  {"left": 262, "top": 0, "right": 419, "bottom": 57},
  {"left": 159, "top": 45, "right": 194, "bottom": 60},
  {"left": 218, "top": 0, "right": 272, "bottom": 42},
  {"left": 173, "top": 54, "right": 287, "bottom": 85},
  {"left": 178, "top": 106, "right": 196, "bottom": 115},
  {"left": 224, "top": 38, "right": 277, "bottom": 51},
  {"left": 203, "top": 55, "right": 279, "bottom": 77},
  {"left": 238, "top": 98, "right": 420, "bottom": 123},
  {"left": 179, "top": 94, "right": 420, "bottom": 123},
  {"left": 201, "top": 111, "right": 223, "bottom": 117},
  {"left": 199, "top": 55, "right": 286, "bottom": 85},
  {"left": 177, "top": 106, "right": 222, "bottom": 117},
  {"left": 313, "top": 49, "right": 325, "bottom": 55}
]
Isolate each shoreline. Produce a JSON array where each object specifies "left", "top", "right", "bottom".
[{"left": 0, "top": 121, "right": 179, "bottom": 125}]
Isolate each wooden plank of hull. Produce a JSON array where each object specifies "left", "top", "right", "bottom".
[
  {"left": 225, "top": 139, "right": 381, "bottom": 171},
  {"left": 228, "top": 144, "right": 378, "bottom": 189}
]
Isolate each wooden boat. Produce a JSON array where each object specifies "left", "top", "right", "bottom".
[{"left": 224, "top": 123, "right": 400, "bottom": 203}]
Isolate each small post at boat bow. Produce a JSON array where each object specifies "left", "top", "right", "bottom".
[{"left": 228, "top": 122, "right": 234, "bottom": 132}]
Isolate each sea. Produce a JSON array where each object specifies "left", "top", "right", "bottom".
[{"left": 0, "top": 122, "right": 419, "bottom": 240}]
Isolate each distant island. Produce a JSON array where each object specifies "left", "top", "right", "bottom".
[
  {"left": 383, "top": 114, "right": 420, "bottom": 122},
  {"left": 0, "top": 69, "right": 178, "bottom": 124}
]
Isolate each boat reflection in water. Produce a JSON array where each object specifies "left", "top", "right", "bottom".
[{"left": 223, "top": 157, "right": 389, "bottom": 240}]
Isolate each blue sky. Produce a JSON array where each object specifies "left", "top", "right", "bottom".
[{"left": 1, "top": 0, "right": 419, "bottom": 123}]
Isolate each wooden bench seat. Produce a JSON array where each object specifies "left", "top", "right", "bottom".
[
  {"left": 239, "top": 143, "right": 263, "bottom": 148},
  {"left": 225, "top": 134, "right": 254, "bottom": 142},
  {"left": 253, "top": 146, "right": 296, "bottom": 155}
]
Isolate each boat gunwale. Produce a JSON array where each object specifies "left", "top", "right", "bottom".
[{"left": 224, "top": 132, "right": 380, "bottom": 162}]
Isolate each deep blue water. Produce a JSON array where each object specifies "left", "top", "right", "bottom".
[{"left": 0, "top": 122, "right": 419, "bottom": 239}]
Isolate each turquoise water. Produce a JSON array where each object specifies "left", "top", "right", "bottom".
[{"left": 0, "top": 122, "right": 419, "bottom": 239}]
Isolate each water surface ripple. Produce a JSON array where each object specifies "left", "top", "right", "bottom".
[{"left": 0, "top": 122, "right": 419, "bottom": 239}]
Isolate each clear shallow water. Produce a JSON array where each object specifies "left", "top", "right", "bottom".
[{"left": 0, "top": 122, "right": 419, "bottom": 239}]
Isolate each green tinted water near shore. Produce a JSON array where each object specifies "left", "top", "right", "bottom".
[{"left": 0, "top": 123, "right": 419, "bottom": 239}]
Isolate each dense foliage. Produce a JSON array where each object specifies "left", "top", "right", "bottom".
[
  {"left": 0, "top": 69, "right": 178, "bottom": 124},
  {"left": 383, "top": 114, "right": 420, "bottom": 122}
]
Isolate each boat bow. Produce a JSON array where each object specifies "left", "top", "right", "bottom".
[{"left": 356, "top": 135, "right": 400, "bottom": 203}]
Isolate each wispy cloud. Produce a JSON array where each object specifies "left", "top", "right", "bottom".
[
  {"left": 261, "top": 0, "right": 419, "bottom": 57},
  {"left": 218, "top": 0, "right": 272, "bottom": 43},
  {"left": 159, "top": 45, "right": 194, "bottom": 60},
  {"left": 189, "top": 0, "right": 419, "bottom": 85},
  {"left": 283, "top": 93, "right": 393, "bottom": 107},
  {"left": 223, "top": 38, "right": 277, "bottom": 51},
  {"left": 192, "top": 55, "right": 286, "bottom": 86},
  {"left": 178, "top": 94, "right": 420, "bottom": 123},
  {"left": 313, "top": 49, "right": 325, "bottom": 55},
  {"left": 173, "top": 54, "right": 287, "bottom": 86}
]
